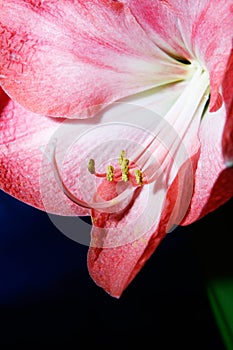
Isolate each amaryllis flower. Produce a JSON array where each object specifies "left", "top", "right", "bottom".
[{"left": 0, "top": 0, "right": 233, "bottom": 298}]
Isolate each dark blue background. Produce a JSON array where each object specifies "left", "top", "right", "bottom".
[{"left": 0, "top": 189, "right": 231, "bottom": 348}]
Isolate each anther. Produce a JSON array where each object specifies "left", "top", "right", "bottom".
[
  {"left": 118, "top": 150, "right": 126, "bottom": 166},
  {"left": 106, "top": 165, "right": 114, "bottom": 181},
  {"left": 134, "top": 169, "right": 143, "bottom": 185},
  {"left": 88, "top": 159, "right": 95, "bottom": 174},
  {"left": 121, "top": 158, "right": 129, "bottom": 182}
]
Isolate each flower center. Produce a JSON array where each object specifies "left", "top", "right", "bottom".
[
  {"left": 87, "top": 150, "right": 144, "bottom": 187},
  {"left": 47, "top": 60, "right": 210, "bottom": 224}
]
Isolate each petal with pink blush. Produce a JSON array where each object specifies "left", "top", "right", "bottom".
[
  {"left": 122, "top": 0, "right": 191, "bottom": 59},
  {"left": 87, "top": 160, "right": 188, "bottom": 298},
  {"left": 87, "top": 173, "right": 167, "bottom": 297},
  {"left": 182, "top": 49, "right": 233, "bottom": 225},
  {"left": 125, "top": 0, "right": 233, "bottom": 111},
  {"left": 0, "top": 88, "right": 89, "bottom": 215},
  {"left": 0, "top": 0, "right": 189, "bottom": 118},
  {"left": 181, "top": 105, "right": 233, "bottom": 225},
  {"left": 87, "top": 228, "right": 162, "bottom": 298},
  {"left": 222, "top": 51, "right": 233, "bottom": 163}
]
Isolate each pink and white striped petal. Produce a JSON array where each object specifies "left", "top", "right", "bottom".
[
  {"left": 0, "top": 0, "right": 189, "bottom": 118},
  {"left": 125, "top": 0, "right": 233, "bottom": 111},
  {"left": 182, "top": 102, "right": 233, "bottom": 225},
  {"left": 0, "top": 88, "right": 89, "bottom": 215}
]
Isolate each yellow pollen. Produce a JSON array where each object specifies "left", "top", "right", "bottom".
[
  {"left": 88, "top": 150, "right": 143, "bottom": 186},
  {"left": 134, "top": 169, "right": 143, "bottom": 185},
  {"left": 106, "top": 165, "right": 114, "bottom": 181},
  {"left": 121, "top": 158, "right": 129, "bottom": 182},
  {"left": 118, "top": 150, "right": 126, "bottom": 166},
  {"left": 88, "top": 159, "right": 95, "bottom": 174}
]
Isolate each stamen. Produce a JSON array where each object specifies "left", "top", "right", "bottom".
[
  {"left": 118, "top": 150, "right": 126, "bottom": 166},
  {"left": 88, "top": 159, "right": 95, "bottom": 174},
  {"left": 121, "top": 158, "right": 129, "bottom": 182},
  {"left": 134, "top": 169, "right": 143, "bottom": 185},
  {"left": 87, "top": 149, "right": 144, "bottom": 187},
  {"left": 106, "top": 165, "right": 114, "bottom": 181},
  {"left": 48, "top": 141, "right": 134, "bottom": 211}
]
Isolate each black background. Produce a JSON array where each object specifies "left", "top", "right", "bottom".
[{"left": 0, "top": 189, "right": 232, "bottom": 348}]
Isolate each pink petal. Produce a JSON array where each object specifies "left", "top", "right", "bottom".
[
  {"left": 181, "top": 107, "right": 233, "bottom": 225},
  {"left": 0, "top": 0, "right": 188, "bottom": 118},
  {"left": 87, "top": 228, "right": 162, "bottom": 298},
  {"left": 87, "top": 161, "right": 192, "bottom": 298},
  {"left": 122, "top": 0, "right": 191, "bottom": 59},
  {"left": 182, "top": 50, "right": 233, "bottom": 225},
  {"left": 85, "top": 108, "right": 197, "bottom": 297},
  {"left": 125, "top": 0, "right": 233, "bottom": 111},
  {"left": 87, "top": 183, "right": 166, "bottom": 298},
  {"left": 0, "top": 88, "right": 89, "bottom": 215},
  {"left": 222, "top": 50, "right": 233, "bottom": 163}
]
